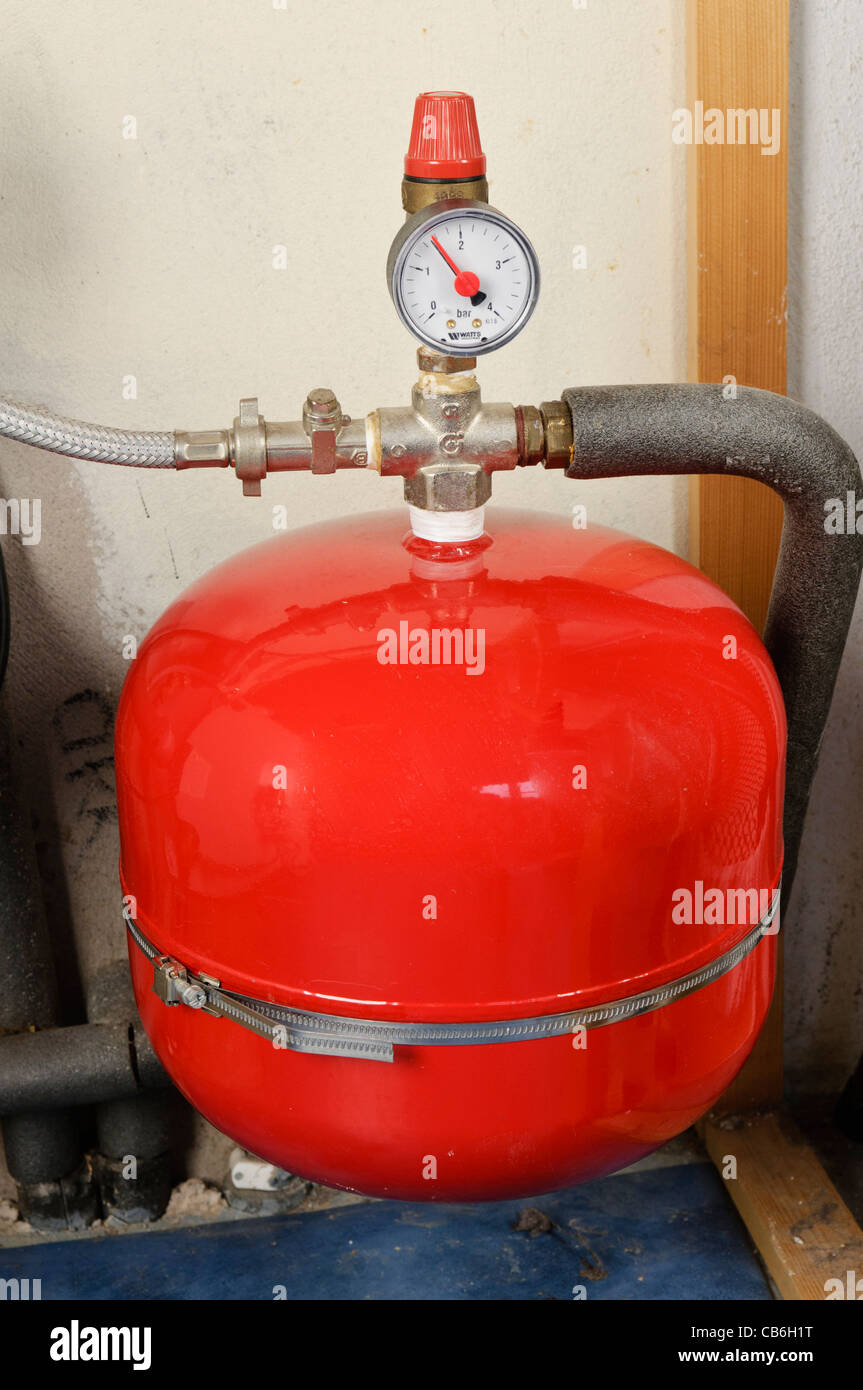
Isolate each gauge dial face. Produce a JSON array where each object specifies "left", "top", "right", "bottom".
[{"left": 389, "top": 202, "right": 540, "bottom": 356}]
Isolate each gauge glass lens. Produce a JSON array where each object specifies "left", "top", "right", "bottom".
[{"left": 392, "top": 207, "right": 539, "bottom": 354}]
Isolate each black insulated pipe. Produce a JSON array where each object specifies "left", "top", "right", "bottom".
[
  {"left": 87, "top": 961, "right": 176, "bottom": 1222},
  {"left": 0, "top": 540, "right": 175, "bottom": 1224},
  {"left": 0, "top": 543, "right": 93, "bottom": 1224},
  {"left": 561, "top": 383, "right": 863, "bottom": 906},
  {"left": 0, "top": 542, "right": 95, "bottom": 1227},
  {"left": 0, "top": 685, "right": 96, "bottom": 1227},
  {"left": 0, "top": 545, "right": 9, "bottom": 688},
  {"left": 0, "top": 1019, "right": 169, "bottom": 1114},
  {"left": 0, "top": 699, "right": 59, "bottom": 1031}
]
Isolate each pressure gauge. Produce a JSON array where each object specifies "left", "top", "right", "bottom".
[{"left": 387, "top": 200, "right": 540, "bottom": 357}]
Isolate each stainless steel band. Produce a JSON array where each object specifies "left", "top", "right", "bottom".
[{"left": 124, "top": 891, "right": 779, "bottom": 1064}]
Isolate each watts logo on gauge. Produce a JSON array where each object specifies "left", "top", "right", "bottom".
[{"left": 387, "top": 200, "right": 540, "bottom": 356}]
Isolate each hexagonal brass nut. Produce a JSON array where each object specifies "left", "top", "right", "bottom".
[
  {"left": 416, "top": 347, "right": 477, "bottom": 375},
  {"left": 540, "top": 400, "right": 574, "bottom": 470},
  {"left": 403, "top": 463, "right": 492, "bottom": 512}
]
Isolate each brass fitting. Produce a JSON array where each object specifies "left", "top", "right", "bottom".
[
  {"left": 404, "top": 462, "right": 491, "bottom": 512},
  {"left": 233, "top": 398, "right": 268, "bottom": 497},
  {"left": 540, "top": 401, "right": 574, "bottom": 469},
  {"left": 515, "top": 406, "right": 545, "bottom": 467},
  {"left": 401, "top": 176, "right": 489, "bottom": 217},
  {"left": 416, "top": 347, "right": 477, "bottom": 376},
  {"left": 302, "top": 388, "right": 344, "bottom": 474},
  {"left": 172, "top": 383, "right": 574, "bottom": 497},
  {"left": 173, "top": 430, "right": 231, "bottom": 469}
]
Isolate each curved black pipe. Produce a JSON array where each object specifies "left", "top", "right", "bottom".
[{"left": 561, "top": 383, "right": 863, "bottom": 907}]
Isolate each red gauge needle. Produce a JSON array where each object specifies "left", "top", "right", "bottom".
[{"left": 430, "top": 235, "right": 481, "bottom": 298}]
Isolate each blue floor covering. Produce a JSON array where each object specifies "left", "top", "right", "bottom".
[{"left": 3, "top": 1162, "right": 772, "bottom": 1300}]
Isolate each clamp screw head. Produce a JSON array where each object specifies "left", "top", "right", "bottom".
[{"left": 175, "top": 979, "right": 206, "bottom": 1009}]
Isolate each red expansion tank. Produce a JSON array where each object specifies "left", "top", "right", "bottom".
[{"left": 116, "top": 509, "right": 785, "bottom": 1200}]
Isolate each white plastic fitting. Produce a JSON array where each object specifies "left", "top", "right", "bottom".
[{"left": 408, "top": 505, "right": 486, "bottom": 542}]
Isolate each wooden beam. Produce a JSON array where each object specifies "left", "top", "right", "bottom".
[
  {"left": 687, "top": 4, "right": 863, "bottom": 1299},
  {"left": 702, "top": 1112, "right": 863, "bottom": 1301},
  {"left": 687, "top": 0, "right": 788, "bottom": 1111}
]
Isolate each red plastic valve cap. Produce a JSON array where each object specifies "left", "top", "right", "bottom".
[{"left": 404, "top": 91, "right": 486, "bottom": 180}]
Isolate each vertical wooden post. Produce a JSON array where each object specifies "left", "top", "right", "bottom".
[
  {"left": 686, "top": 5, "right": 863, "bottom": 1300},
  {"left": 687, "top": 0, "right": 787, "bottom": 1111}
]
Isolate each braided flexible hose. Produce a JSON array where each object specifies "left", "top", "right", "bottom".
[{"left": 0, "top": 398, "right": 175, "bottom": 467}]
